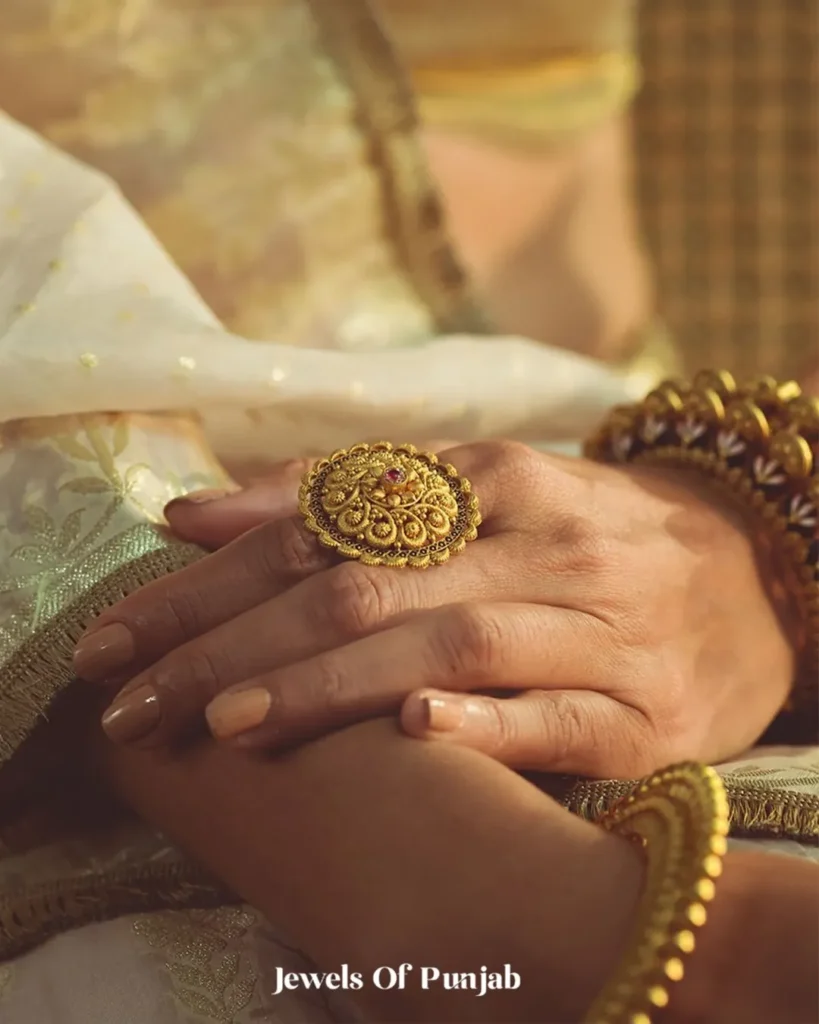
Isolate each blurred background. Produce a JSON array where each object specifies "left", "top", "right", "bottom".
[{"left": 635, "top": 0, "right": 817, "bottom": 382}]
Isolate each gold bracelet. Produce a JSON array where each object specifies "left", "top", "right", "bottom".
[
  {"left": 584, "top": 371, "right": 819, "bottom": 707},
  {"left": 584, "top": 763, "right": 729, "bottom": 1024}
]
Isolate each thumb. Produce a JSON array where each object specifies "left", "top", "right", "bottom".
[
  {"left": 164, "top": 458, "right": 313, "bottom": 548},
  {"left": 400, "top": 688, "right": 644, "bottom": 776}
]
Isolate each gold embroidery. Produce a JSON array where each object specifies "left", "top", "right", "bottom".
[
  {"left": 0, "top": 413, "right": 229, "bottom": 764},
  {"left": 134, "top": 907, "right": 258, "bottom": 1023},
  {"left": 0, "top": 859, "right": 232, "bottom": 962}
]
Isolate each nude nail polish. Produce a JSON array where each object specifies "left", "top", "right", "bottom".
[
  {"left": 101, "top": 685, "right": 160, "bottom": 744},
  {"left": 426, "top": 695, "right": 466, "bottom": 732},
  {"left": 165, "top": 489, "right": 233, "bottom": 510},
  {"left": 206, "top": 688, "right": 272, "bottom": 739},
  {"left": 73, "top": 623, "right": 135, "bottom": 681}
]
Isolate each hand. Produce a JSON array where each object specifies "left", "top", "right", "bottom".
[{"left": 74, "top": 441, "right": 795, "bottom": 775}]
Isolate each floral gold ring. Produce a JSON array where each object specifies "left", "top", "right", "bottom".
[{"left": 298, "top": 442, "right": 481, "bottom": 568}]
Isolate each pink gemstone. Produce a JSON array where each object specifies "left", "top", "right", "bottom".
[{"left": 383, "top": 467, "right": 405, "bottom": 484}]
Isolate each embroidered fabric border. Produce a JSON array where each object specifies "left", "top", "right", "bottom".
[
  {"left": 306, "top": 0, "right": 489, "bottom": 337},
  {"left": 563, "top": 776, "right": 819, "bottom": 843},
  {"left": 0, "top": 543, "right": 205, "bottom": 768}
]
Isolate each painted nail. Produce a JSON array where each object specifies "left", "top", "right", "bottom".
[
  {"left": 206, "top": 688, "right": 272, "bottom": 740},
  {"left": 165, "top": 489, "right": 233, "bottom": 511},
  {"left": 101, "top": 685, "right": 160, "bottom": 744},
  {"left": 425, "top": 695, "right": 466, "bottom": 733},
  {"left": 73, "top": 623, "right": 135, "bottom": 681}
]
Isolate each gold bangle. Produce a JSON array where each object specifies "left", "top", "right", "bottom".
[
  {"left": 584, "top": 763, "right": 729, "bottom": 1024},
  {"left": 584, "top": 371, "right": 819, "bottom": 707}
]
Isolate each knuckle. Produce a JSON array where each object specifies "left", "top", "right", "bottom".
[
  {"left": 310, "top": 655, "right": 347, "bottom": 709},
  {"left": 473, "top": 439, "right": 542, "bottom": 491},
  {"left": 157, "top": 585, "right": 209, "bottom": 642},
  {"left": 155, "top": 643, "right": 225, "bottom": 707},
  {"left": 484, "top": 699, "right": 518, "bottom": 753},
  {"left": 479, "top": 439, "right": 538, "bottom": 473},
  {"left": 257, "top": 516, "right": 325, "bottom": 578},
  {"left": 552, "top": 514, "right": 613, "bottom": 578},
  {"left": 280, "top": 457, "right": 315, "bottom": 479},
  {"left": 175, "top": 645, "right": 226, "bottom": 703},
  {"left": 541, "top": 691, "right": 586, "bottom": 765},
  {"left": 433, "top": 604, "right": 506, "bottom": 682},
  {"left": 321, "top": 564, "right": 399, "bottom": 638}
]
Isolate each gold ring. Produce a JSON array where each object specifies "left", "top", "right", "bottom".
[{"left": 298, "top": 442, "right": 481, "bottom": 568}]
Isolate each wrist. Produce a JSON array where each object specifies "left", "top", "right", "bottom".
[
  {"left": 586, "top": 374, "right": 819, "bottom": 717},
  {"left": 669, "top": 851, "right": 819, "bottom": 1024}
]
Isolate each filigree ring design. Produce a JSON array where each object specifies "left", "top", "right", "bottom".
[{"left": 298, "top": 442, "right": 481, "bottom": 568}]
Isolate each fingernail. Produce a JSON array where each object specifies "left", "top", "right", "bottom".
[
  {"left": 165, "top": 489, "right": 233, "bottom": 511},
  {"left": 425, "top": 695, "right": 466, "bottom": 733},
  {"left": 206, "top": 688, "right": 271, "bottom": 740},
  {"left": 74, "top": 623, "right": 135, "bottom": 682},
  {"left": 101, "top": 685, "right": 160, "bottom": 744}
]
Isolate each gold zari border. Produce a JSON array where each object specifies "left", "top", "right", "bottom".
[
  {"left": 0, "top": 543, "right": 206, "bottom": 768},
  {"left": 306, "top": 0, "right": 489, "bottom": 337},
  {"left": 0, "top": 860, "right": 232, "bottom": 962}
]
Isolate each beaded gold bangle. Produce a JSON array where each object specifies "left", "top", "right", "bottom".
[
  {"left": 584, "top": 371, "right": 818, "bottom": 706},
  {"left": 583, "top": 763, "right": 729, "bottom": 1024}
]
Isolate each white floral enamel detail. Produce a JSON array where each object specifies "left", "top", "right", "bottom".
[
  {"left": 716, "top": 430, "right": 746, "bottom": 458},
  {"left": 677, "top": 416, "right": 707, "bottom": 445},
  {"left": 640, "top": 415, "right": 666, "bottom": 443},
  {"left": 788, "top": 495, "right": 817, "bottom": 528},
  {"left": 612, "top": 433, "right": 634, "bottom": 461},
  {"left": 753, "top": 456, "right": 786, "bottom": 486}
]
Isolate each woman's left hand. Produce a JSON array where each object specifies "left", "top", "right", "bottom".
[{"left": 74, "top": 442, "right": 796, "bottom": 775}]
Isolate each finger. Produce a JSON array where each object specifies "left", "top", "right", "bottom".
[
  {"left": 167, "top": 443, "right": 461, "bottom": 550},
  {"left": 165, "top": 458, "right": 313, "bottom": 548},
  {"left": 199, "top": 604, "right": 617, "bottom": 752},
  {"left": 74, "top": 443, "right": 507, "bottom": 685},
  {"left": 73, "top": 510, "right": 337, "bottom": 684},
  {"left": 97, "top": 542, "right": 516, "bottom": 747},
  {"left": 399, "top": 688, "right": 653, "bottom": 776}
]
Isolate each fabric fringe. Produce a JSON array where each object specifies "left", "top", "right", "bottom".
[
  {"left": 564, "top": 778, "right": 819, "bottom": 843},
  {"left": 0, "top": 859, "right": 233, "bottom": 962},
  {"left": 0, "top": 543, "right": 206, "bottom": 768}
]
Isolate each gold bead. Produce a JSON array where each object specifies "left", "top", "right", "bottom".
[
  {"left": 674, "top": 929, "right": 696, "bottom": 953},
  {"left": 664, "top": 958, "right": 684, "bottom": 982},
  {"left": 686, "top": 902, "right": 707, "bottom": 927},
  {"left": 693, "top": 369, "right": 736, "bottom": 395},
  {"left": 648, "top": 985, "right": 669, "bottom": 1008},
  {"left": 703, "top": 854, "right": 723, "bottom": 878}
]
